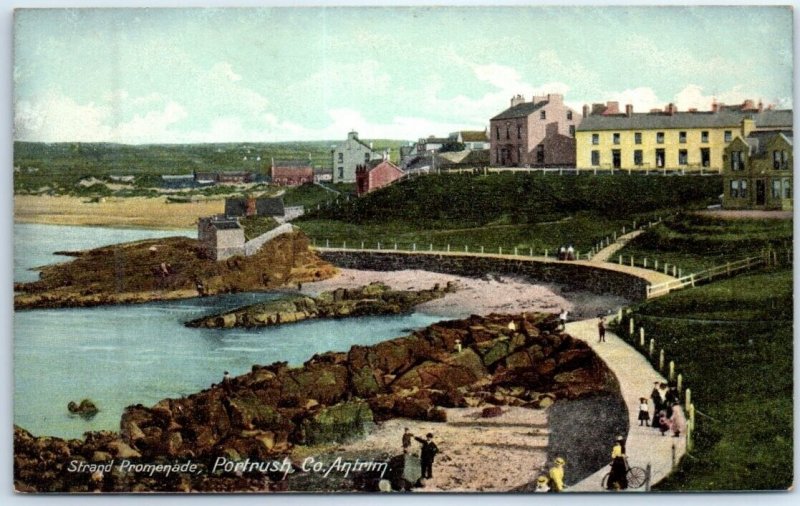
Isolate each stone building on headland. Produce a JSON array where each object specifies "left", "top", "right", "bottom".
[
  {"left": 198, "top": 216, "right": 246, "bottom": 260},
  {"left": 722, "top": 129, "right": 793, "bottom": 210},
  {"left": 575, "top": 99, "right": 792, "bottom": 172},
  {"left": 331, "top": 131, "right": 380, "bottom": 183},
  {"left": 489, "top": 93, "right": 582, "bottom": 167}
]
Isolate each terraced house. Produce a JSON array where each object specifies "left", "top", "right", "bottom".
[
  {"left": 722, "top": 130, "right": 793, "bottom": 210},
  {"left": 490, "top": 93, "right": 582, "bottom": 167},
  {"left": 575, "top": 100, "right": 792, "bottom": 172}
]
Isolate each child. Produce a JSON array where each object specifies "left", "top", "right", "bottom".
[{"left": 638, "top": 397, "right": 649, "bottom": 426}]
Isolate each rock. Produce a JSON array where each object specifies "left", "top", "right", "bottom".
[
  {"left": 106, "top": 441, "right": 141, "bottom": 459},
  {"left": 505, "top": 351, "right": 532, "bottom": 370},
  {"left": 299, "top": 400, "right": 373, "bottom": 445},
  {"left": 480, "top": 340, "right": 509, "bottom": 367},
  {"left": 91, "top": 451, "right": 113, "bottom": 462},
  {"left": 67, "top": 399, "right": 99, "bottom": 418},
  {"left": 481, "top": 406, "right": 503, "bottom": 418},
  {"left": 350, "top": 366, "right": 382, "bottom": 398}
]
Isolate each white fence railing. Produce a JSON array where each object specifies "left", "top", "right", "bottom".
[{"left": 646, "top": 255, "right": 769, "bottom": 298}]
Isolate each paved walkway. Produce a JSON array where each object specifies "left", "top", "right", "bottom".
[
  {"left": 591, "top": 230, "right": 644, "bottom": 263},
  {"left": 565, "top": 318, "right": 686, "bottom": 492}
]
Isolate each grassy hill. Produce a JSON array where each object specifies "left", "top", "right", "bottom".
[
  {"left": 294, "top": 173, "right": 722, "bottom": 253},
  {"left": 617, "top": 267, "right": 793, "bottom": 490}
]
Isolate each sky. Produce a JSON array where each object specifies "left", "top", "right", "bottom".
[{"left": 12, "top": 6, "right": 794, "bottom": 144}]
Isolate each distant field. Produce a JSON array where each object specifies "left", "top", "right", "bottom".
[
  {"left": 615, "top": 212, "right": 793, "bottom": 273},
  {"left": 617, "top": 267, "right": 793, "bottom": 490}
]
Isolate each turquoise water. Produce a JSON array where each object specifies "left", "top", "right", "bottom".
[{"left": 14, "top": 224, "right": 444, "bottom": 439}]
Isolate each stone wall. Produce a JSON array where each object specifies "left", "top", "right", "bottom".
[
  {"left": 244, "top": 223, "right": 295, "bottom": 256},
  {"left": 317, "top": 250, "right": 650, "bottom": 301}
]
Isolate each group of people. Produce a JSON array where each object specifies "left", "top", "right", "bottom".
[
  {"left": 641, "top": 382, "right": 686, "bottom": 437},
  {"left": 557, "top": 245, "right": 576, "bottom": 261}
]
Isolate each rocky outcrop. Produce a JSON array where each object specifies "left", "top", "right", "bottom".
[
  {"left": 14, "top": 312, "right": 619, "bottom": 492},
  {"left": 185, "top": 281, "right": 455, "bottom": 329},
  {"left": 15, "top": 231, "right": 336, "bottom": 310},
  {"left": 67, "top": 399, "right": 99, "bottom": 419}
]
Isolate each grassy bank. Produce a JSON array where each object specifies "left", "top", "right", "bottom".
[
  {"left": 295, "top": 173, "right": 721, "bottom": 254},
  {"left": 615, "top": 213, "right": 793, "bottom": 273},
  {"left": 616, "top": 268, "right": 793, "bottom": 490}
]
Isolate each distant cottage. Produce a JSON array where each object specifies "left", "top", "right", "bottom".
[
  {"left": 722, "top": 129, "right": 793, "bottom": 210},
  {"left": 490, "top": 93, "right": 581, "bottom": 167},
  {"left": 356, "top": 158, "right": 404, "bottom": 196},
  {"left": 331, "top": 131, "right": 380, "bottom": 183},
  {"left": 271, "top": 159, "right": 313, "bottom": 186}
]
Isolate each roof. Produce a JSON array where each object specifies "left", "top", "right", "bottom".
[
  {"left": 224, "top": 197, "right": 285, "bottom": 217},
  {"left": 421, "top": 137, "right": 449, "bottom": 144},
  {"left": 272, "top": 160, "right": 312, "bottom": 168},
  {"left": 491, "top": 100, "right": 548, "bottom": 121},
  {"left": 361, "top": 159, "right": 402, "bottom": 172},
  {"left": 459, "top": 130, "right": 489, "bottom": 142},
  {"left": 205, "top": 217, "right": 241, "bottom": 230},
  {"left": 576, "top": 109, "right": 793, "bottom": 132},
  {"left": 743, "top": 130, "right": 794, "bottom": 156}
]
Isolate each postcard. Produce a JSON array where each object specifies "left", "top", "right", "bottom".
[{"left": 12, "top": 5, "right": 793, "bottom": 494}]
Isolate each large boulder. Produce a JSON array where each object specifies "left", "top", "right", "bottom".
[{"left": 298, "top": 400, "right": 373, "bottom": 445}]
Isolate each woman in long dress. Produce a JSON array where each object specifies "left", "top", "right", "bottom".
[
  {"left": 607, "top": 436, "right": 628, "bottom": 490},
  {"left": 671, "top": 404, "right": 687, "bottom": 437}
]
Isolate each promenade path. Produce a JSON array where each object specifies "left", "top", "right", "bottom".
[
  {"left": 566, "top": 318, "right": 686, "bottom": 492},
  {"left": 591, "top": 230, "right": 644, "bottom": 263}
]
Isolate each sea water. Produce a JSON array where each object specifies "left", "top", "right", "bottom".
[{"left": 13, "top": 224, "right": 442, "bottom": 438}]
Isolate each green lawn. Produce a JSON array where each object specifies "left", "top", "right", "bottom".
[
  {"left": 616, "top": 268, "right": 793, "bottom": 490},
  {"left": 616, "top": 213, "right": 793, "bottom": 273}
]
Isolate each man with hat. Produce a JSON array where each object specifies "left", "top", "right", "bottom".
[
  {"left": 414, "top": 433, "right": 440, "bottom": 480},
  {"left": 548, "top": 457, "right": 566, "bottom": 492}
]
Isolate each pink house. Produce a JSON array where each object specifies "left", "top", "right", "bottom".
[{"left": 356, "top": 159, "right": 404, "bottom": 196}]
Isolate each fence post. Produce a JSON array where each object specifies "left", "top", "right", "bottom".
[
  {"left": 630, "top": 256, "right": 634, "bottom": 267},
  {"left": 664, "top": 263, "right": 668, "bottom": 274},
  {"left": 629, "top": 318, "right": 634, "bottom": 336},
  {"left": 669, "top": 360, "right": 675, "bottom": 381},
  {"left": 622, "top": 226, "right": 626, "bottom": 234},
  {"left": 645, "top": 463, "right": 652, "bottom": 492},
  {"left": 481, "top": 246, "right": 485, "bottom": 254},
  {"left": 326, "top": 239, "right": 330, "bottom": 248},
  {"left": 529, "top": 247, "right": 533, "bottom": 256},
  {"left": 377, "top": 242, "right": 381, "bottom": 250},
  {"left": 514, "top": 247, "right": 518, "bottom": 256},
  {"left": 678, "top": 268, "right": 682, "bottom": 278},
  {"left": 394, "top": 243, "right": 398, "bottom": 250},
  {"left": 659, "top": 349, "right": 665, "bottom": 371},
  {"left": 499, "top": 246, "right": 503, "bottom": 255},
  {"left": 342, "top": 241, "right": 346, "bottom": 249},
  {"left": 676, "top": 373, "right": 683, "bottom": 393},
  {"left": 617, "top": 308, "right": 623, "bottom": 323},
  {"left": 465, "top": 245, "right": 468, "bottom": 252},
  {"left": 447, "top": 244, "right": 450, "bottom": 252},
  {"left": 644, "top": 258, "right": 648, "bottom": 268},
  {"left": 429, "top": 243, "right": 433, "bottom": 251},
  {"left": 544, "top": 249, "right": 548, "bottom": 258},
  {"left": 412, "top": 243, "right": 416, "bottom": 251},
  {"left": 613, "top": 231, "right": 617, "bottom": 240},
  {"left": 649, "top": 338, "right": 655, "bottom": 357},
  {"left": 655, "top": 259, "right": 659, "bottom": 270},
  {"left": 618, "top": 255, "right": 623, "bottom": 265},
  {"left": 633, "top": 220, "right": 637, "bottom": 229},
  {"left": 639, "top": 327, "right": 645, "bottom": 347},
  {"left": 685, "top": 389, "right": 692, "bottom": 412},
  {"left": 361, "top": 241, "right": 365, "bottom": 249},
  {"left": 690, "top": 274, "right": 695, "bottom": 287},
  {"left": 672, "top": 265, "right": 677, "bottom": 277}
]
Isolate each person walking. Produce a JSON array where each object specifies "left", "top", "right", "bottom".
[
  {"left": 558, "top": 308, "right": 568, "bottom": 330},
  {"left": 548, "top": 457, "right": 566, "bottom": 492},
  {"left": 415, "top": 433, "right": 439, "bottom": 480},
  {"left": 598, "top": 317, "right": 606, "bottom": 342},
  {"left": 670, "top": 404, "right": 687, "bottom": 437},
  {"left": 638, "top": 397, "right": 650, "bottom": 426},
  {"left": 607, "top": 436, "right": 628, "bottom": 490},
  {"left": 651, "top": 382, "right": 666, "bottom": 428},
  {"left": 566, "top": 244, "right": 575, "bottom": 261}
]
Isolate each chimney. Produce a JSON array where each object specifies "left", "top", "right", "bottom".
[
  {"left": 546, "top": 93, "right": 563, "bottom": 105},
  {"left": 665, "top": 103, "right": 677, "bottom": 115},
  {"left": 246, "top": 196, "right": 257, "bottom": 217},
  {"left": 582, "top": 104, "right": 590, "bottom": 117},
  {"left": 603, "top": 101, "right": 620, "bottom": 115},
  {"left": 741, "top": 117, "right": 756, "bottom": 137},
  {"left": 688, "top": 108, "right": 698, "bottom": 113},
  {"left": 742, "top": 99, "right": 755, "bottom": 111},
  {"left": 592, "top": 103, "right": 607, "bottom": 115},
  {"left": 625, "top": 104, "right": 633, "bottom": 117},
  {"left": 758, "top": 100, "right": 764, "bottom": 112},
  {"left": 510, "top": 94, "right": 525, "bottom": 107}
]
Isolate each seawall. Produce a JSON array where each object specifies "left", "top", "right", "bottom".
[{"left": 317, "top": 250, "right": 651, "bottom": 301}]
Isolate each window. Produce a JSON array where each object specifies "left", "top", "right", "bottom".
[
  {"left": 364, "top": 153, "right": 370, "bottom": 163},
  {"left": 782, "top": 150, "right": 789, "bottom": 168},
  {"left": 569, "top": 125, "right": 576, "bottom": 137},
  {"left": 724, "top": 130, "right": 732, "bottom": 142},
  {"left": 613, "top": 133, "right": 620, "bottom": 145},
  {"left": 741, "top": 180, "right": 748, "bottom": 198},
  {"left": 701, "top": 131, "right": 709, "bottom": 143},
  {"left": 591, "top": 150, "right": 600, "bottom": 166},
  {"left": 679, "top": 131, "right": 687, "bottom": 144},
  {"left": 655, "top": 149, "right": 665, "bottom": 168},
  {"left": 592, "top": 133, "right": 599, "bottom": 145},
  {"left": 772, "top": 179, "right": 782, "bottom": 198},
  {"left": 567, "top": 111, "right": 573, "bottom": 120},
  {"left": 495, "top": 126, "right": 500, "bottom": 140},
  {"left": 634, "top": 150, "right": 643, "bottom": 166},
  {"left": 634, "top": 132, "right": 642, "bottom": 145},
  {"left": 337, "top": 152, "right": 343, "bottom": 163},
  {"left": 774, "top": 150, "right": 789, "bottom": 169},
  {"left": 678, "top": 150, "right": 688, "bottom": 165},
  {"left": 506, "top": 126, "right": 510, "bottom": 139},
  {"left": 783, "top": 178, "right": 792, "bottom": 199},
  {"left": 730, "top": 180, "right": 740, "bottom": 198},
  {"left": 517, "top": 125, "right": 522, "bottom": 140},
  {"left": 540, "top": 111, "right": 546, "bottom": 120},
  {"left": 730, "top": 151, "right": 744, "bottom": 171},
  {"left": 536, "top": 145, "right": 545, "bottom": 164},
  {"left": 656, "top": 132, "right": 665, "bottom": 144},
  {"left": 338, "top": 167, "right": 344, "bottom": 179}
]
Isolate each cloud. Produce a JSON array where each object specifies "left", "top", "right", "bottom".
[{"left": 210, "top": 62, "right": 242, "bottom": 82}]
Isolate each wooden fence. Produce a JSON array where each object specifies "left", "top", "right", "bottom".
[{"left": 646, "top": 254, "right": 770, "bottom": 298}]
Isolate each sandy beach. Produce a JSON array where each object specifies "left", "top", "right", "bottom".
[
  {"left": 14, "top": 195, "right": 224, "bottom": 229},
  {"left": 302, "top": 268, "right": 629, "bottom": 321}
]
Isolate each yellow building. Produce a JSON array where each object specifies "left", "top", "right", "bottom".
[{"left": 575, "top": 100, "right": 792, "bottom": 172}]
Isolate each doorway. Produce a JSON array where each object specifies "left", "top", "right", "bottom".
[{"left": 756, "top": 179, "right": 766, "bottom": 206}]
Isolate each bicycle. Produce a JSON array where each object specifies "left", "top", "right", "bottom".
[{"left": 600, "top": 459, "right": 647, "bottom": 490}]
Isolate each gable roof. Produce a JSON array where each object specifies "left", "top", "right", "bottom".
[
  {"left": 577, "top": 109, "right": 793, "bottom": 132},
  {"left": 454, "top": 130, "right": 489, "bottom": 142},
  {"left": 491, "top": 100, "right": 548, "bottom": 121},
  {"left": 743, "top": 130, "right": 794, "bottom": 156},
  {"left": 225, "top": 197, "right": 285, "bottom": 217}
]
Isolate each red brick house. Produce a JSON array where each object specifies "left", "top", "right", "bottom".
[
  {"left": 271, "top": 159, "right": 313, "bottom": 186},
  {"left": 356, "top": 159, "right": 404, "bottom": 196}
]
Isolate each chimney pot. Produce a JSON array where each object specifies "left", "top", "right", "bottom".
[
  {"left": 625, "top": 104, "right": 633, "bottom": 117},
  {"left": 582, "top": 104, "right": 590, "bottom": 117}
]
